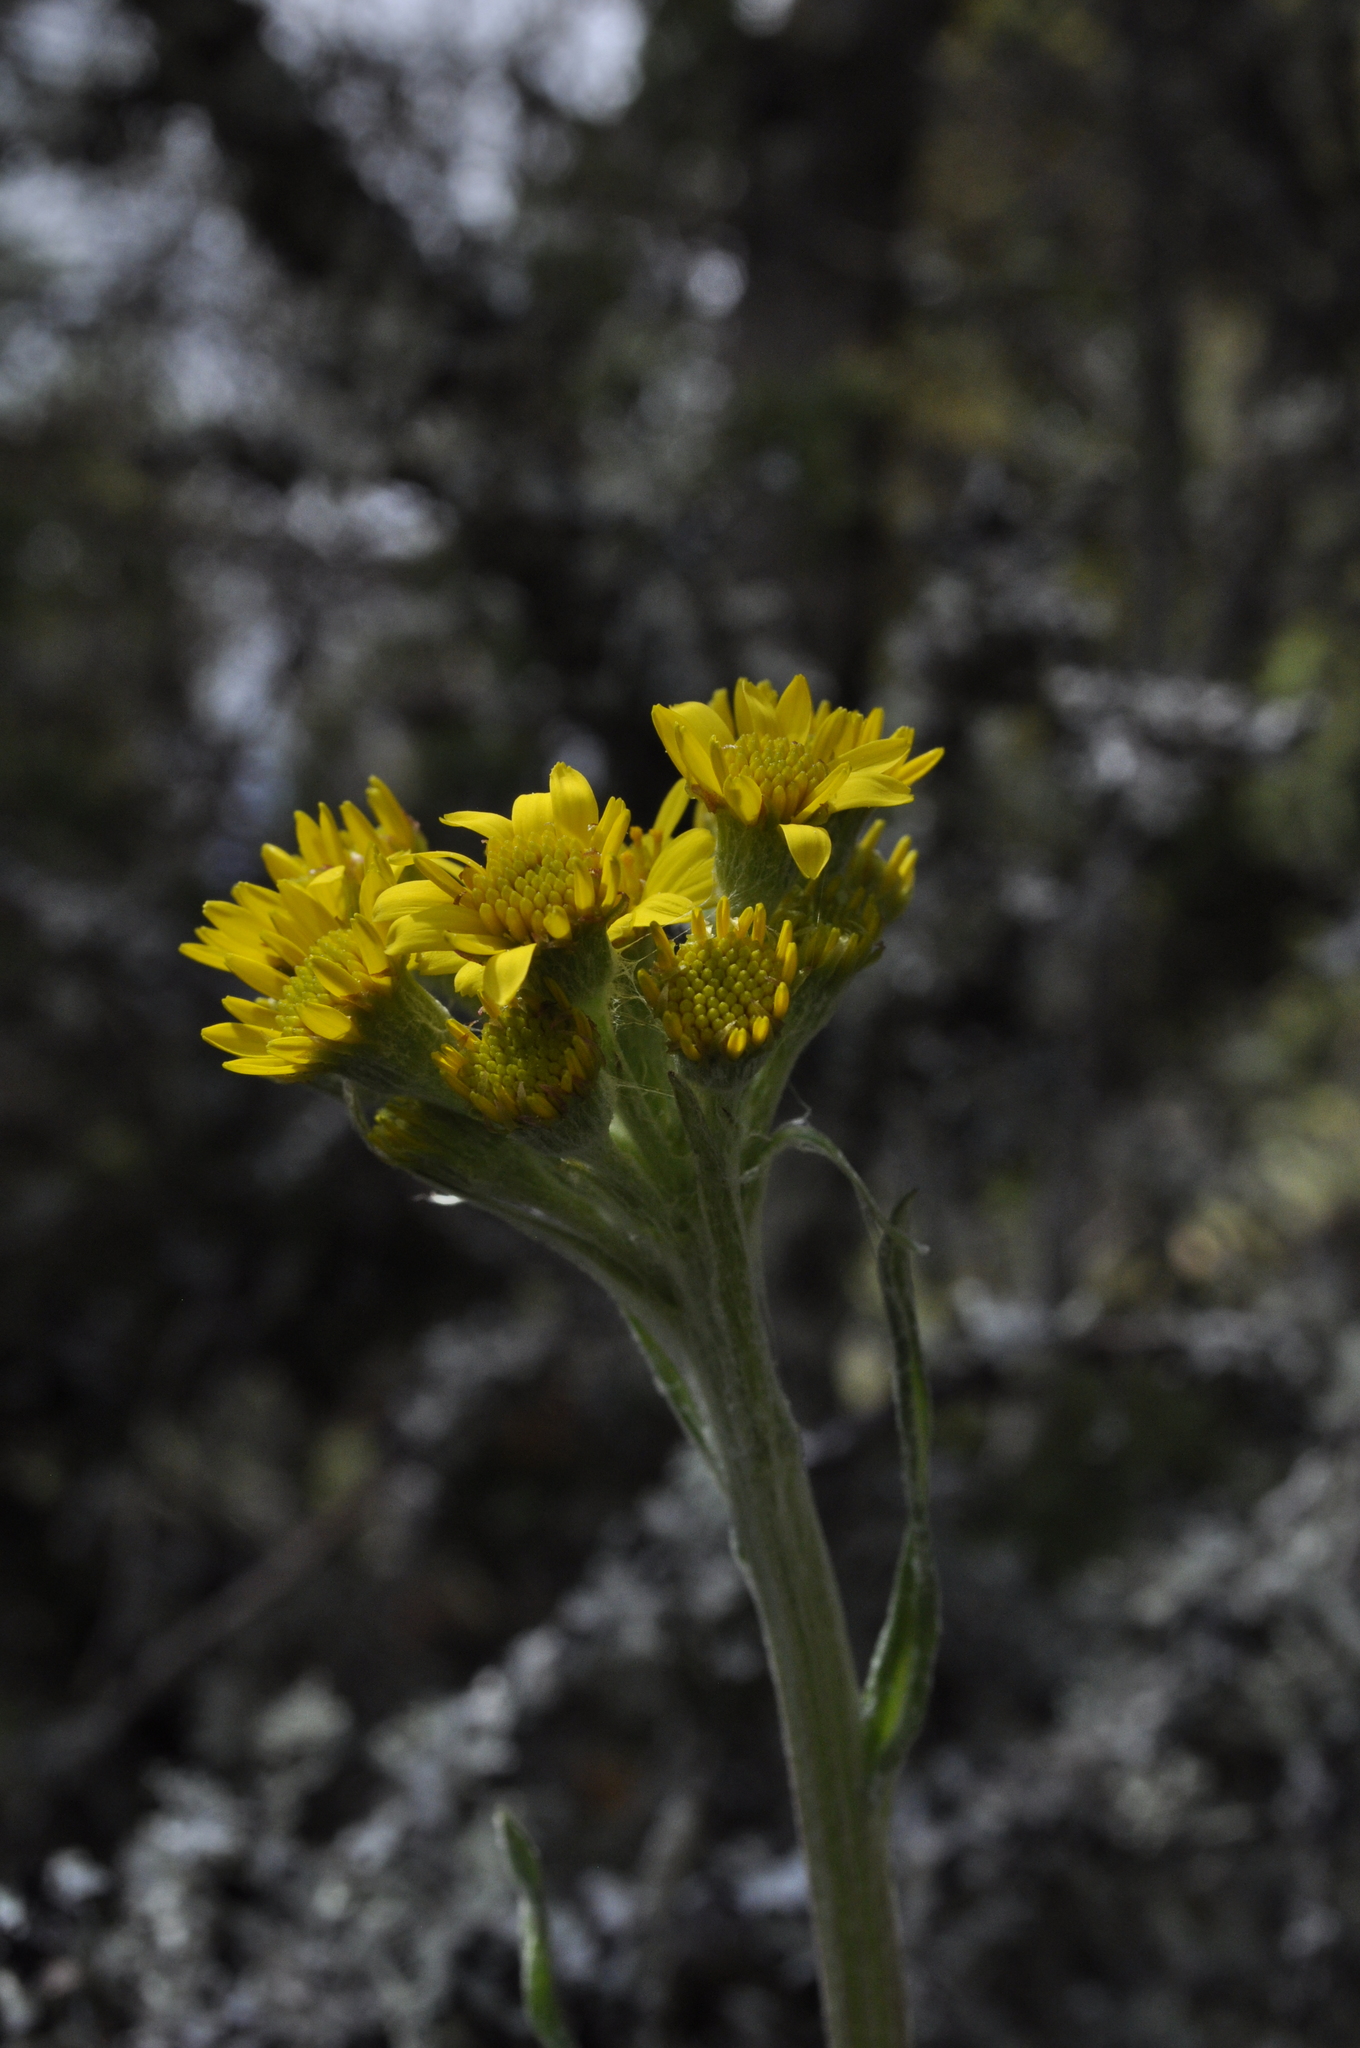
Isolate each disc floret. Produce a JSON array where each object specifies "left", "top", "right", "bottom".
[
  {"left": 637, "top": 898, "right": 799, "bottom": 1062},
  {"left": 438, "top": 988, "right": 599, "bottom": 1126}
]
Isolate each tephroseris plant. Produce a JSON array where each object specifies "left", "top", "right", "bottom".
[{"left": 186, "top": 676, "right": 943, "bottom": 2048}]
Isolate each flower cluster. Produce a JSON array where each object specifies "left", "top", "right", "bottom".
[
  {"left": 185, "top": 681, "right": 938, "bottom": 1139},
  {"left": 183, "top": 779, "right": 425, "bottom": 1079}
]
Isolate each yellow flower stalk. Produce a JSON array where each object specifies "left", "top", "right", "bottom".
[
  {"left": 652, "top": 672, "right": 942, "bottom": 879},
  {"left": 184, "top": 687, "right": 942, "bottom": 2048},
  {"left": 377, "top": 763, "right": 713, "bottom": 1011},
  {"left": 182, "top": 780, "right": 426, "bottom": 1079}
]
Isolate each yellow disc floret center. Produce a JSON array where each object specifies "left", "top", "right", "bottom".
[
  {"left": 438, "top": 993, "right": 598, "bottom": 1125},
  {"left": 724, "top": 732, "right": 829, "bottom": 821},
  {"left": 638, "top": 901, "right": 799, "bottom": 1061},
  {"left": 464, "top": 825, "right": 611, "bottom": 946}
]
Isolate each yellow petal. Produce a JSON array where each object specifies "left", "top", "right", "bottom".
[
  {"left": 482, "top": 943, "right": 537, "bottom": 1011},
  {"left": 222, "top": 1056, "right": 302, "bottom": 1078},
  {"left": 688, "top": 728, "right": 732, "bottom": 801},
  {"left": 367, "top": 776, "right": 418, "bottom": 846},
  {"left": 511, "top": 790, "right": 555, "bottom": 832},
  {"left": 644, "top": 825, "right": 714, "bottom": 899},
  {"left": 832, "top": 769, "right": 927, "bottom": 811},
  {"left": 780, "top": 823, "right": 832, "bottom": 879},
  {"left": 211, "top": 896, "right": 268, "bottom": 936},
  {"left": 631, "top": 890, "right": 706, "bottom": 926},
  {"left": 293, "top": 810, "right": 326, "bottom": 868},
  {"left": 353, "top": 919, "right": 392, "bottom": 974},
  {"left": 315, "top": 803, "right": 345, "bottom": 867},
  {"left": 776, "top": 673, "right": 813, "bottom": 738},
  {"left": 224, "top": 953, "right": 290, "bottom": 999},
  {"left": 894, "top": 745, "right": 944, "bottom": 785},
  {"left": 651, "top": 705, "right": 687, "bottom": 776},
  {"left": 811, "top": 705, "right": 850, "bottom": 755},
  {"left": 734, "top": 679, "right": 779, "bottom": 735},
  {"left": 543, "top": 907, "right": 572, "bottom": 940},
  {"left": 260, "top": 843, "right": 307, "bottom": 883},
  {"left": 660, "top": 700, "right": 732, "bottom": 754},
  {"left": 203, "top": 1021, "right": 273, "bottom": 1054},
  {"left": 405, "top": 922, "right": 500, "bottom": 957},
  {"left": 232, "top": 882, "right": 284, "bottom": 919},
  {"left": 413, "top": 851, "right": 470, "bottom": 893},
  {"left": 298, "top": 1003, "right": 356, "bottom": 1042},
  {"left": 653, "top": 778, "right": 690, "bottom": 838},
  {"left": 181, "top": 941, "right": 229, "bottom": 971},
  {"left": 277, "top": 879, "right": 337, "bottom": 941},
  {"left": 222, "top": 996, "right": 275, "bottom": 1025},
  {"left": 441, "top": 809, "right": 515, "bottom": 838},
  {"left": 453, "top": 960, "right": 485, "bottom": 997},
  {"left": 340, "top": 799, "right": 377, "bottom": 851},
  {"left": 797, "top": 763, "right": 851, "bottom": 818},
  {"left": 707, "top": 687, "right": 735, "bottom": 736},
  {"left": 839, "top": 733, "right": 915, "bottom": 773},
  {"left": 312, "top": 958, "right": 362, "bottom": 998},
  {"left": 375, "top": 879, "right": 465, "bottom": 919},
  {"left": 723, "top": 772, "right": 764, "bottom": 825},
  {"left": 549, "top": 762, "right": 600, "bottom": 837},
  {"left": 598, "top": 796, "right": 631, "bottom": 859}
]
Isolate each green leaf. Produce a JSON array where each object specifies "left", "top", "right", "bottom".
[
  {"left": 494, "top": 1807, "right": 580, "bottom": 2048},
  {"left": 859, "top": 1189, "right": 939, "bottom": 1779},
  {"left": 763, "top": 1121, "right": 940, "bottom": 1781},
  {"left": 624, "top": 1314, "right": 717, "bottom": 1470}
]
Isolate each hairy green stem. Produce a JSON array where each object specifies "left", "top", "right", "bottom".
[{"left": 675, "top": 1087, "right": 912, "bottom": 2048}]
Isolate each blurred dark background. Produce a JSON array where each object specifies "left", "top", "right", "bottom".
[{"left": 4, "top": 0, "right": 1360, "bottom": 2042}]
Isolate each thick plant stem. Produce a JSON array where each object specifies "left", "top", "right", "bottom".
[{"left": 677, "top": 1091, "right": 912, "bottom": 2048}]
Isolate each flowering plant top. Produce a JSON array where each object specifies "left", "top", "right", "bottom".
[{"left": 183, "top": 678, "right": 942, "bottom": 2048}]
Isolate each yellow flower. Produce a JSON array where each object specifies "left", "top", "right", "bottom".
[
  {"left": 182, "top": 779, "right": 423, "bottom": 1078},
  {"left": 437, "top": 986, "right": 599, "bottom": 1126},
  {"left": 781, "top": 819, "right": 920, "bottom": 981},
  {"left": 652, "top": 674, "right": 942, "bottom": 880},
  {"left": 635, "top": 822, "right": 919, "bottom": 1066},
  {"left": 378, "top": 764, "right": 713, "bottom": 1011},
  {"left": 637, "top": 898, "right": 800, "bottom": 1063}
]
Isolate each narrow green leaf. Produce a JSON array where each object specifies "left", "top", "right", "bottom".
[
  {"left": 624, "top": 1314, "right": 717, "bottom": 1470},
  {"left": 764, "top": 1122, "right": 940, "bottom": 1780},
  {"left": 860, "top": 1190, "right": 939, "bottom": 1779},
  {"left": 494, "top": 1807, "right": 580, "bottom": 2048}
]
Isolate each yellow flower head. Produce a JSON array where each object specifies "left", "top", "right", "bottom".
[
  {"left": 652, "top": 675, "right": 942, "bottom": 881},
  {"left": 379, "top": 764, "right": 713, "bottom": 1011},
  {"left": 786, "top": 821, "right": 920, "bottom": 982},
  {"left": 182, "top": 779, "right": 422, "bottom": 1078},
  {"left": 636, "top": 898, "right": 800, "bottom": 1063},
  {"left": 437, "top": 986, "right": 599, "bottom": 1127}
]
